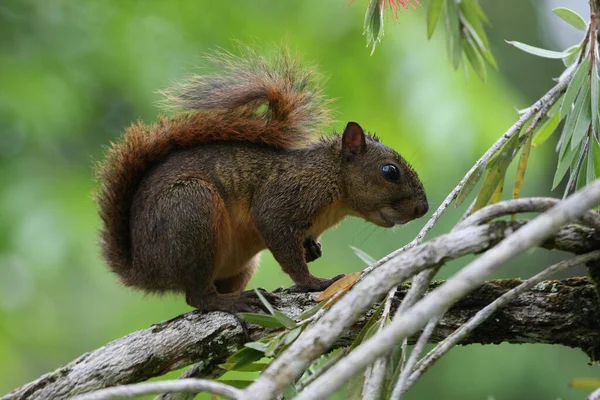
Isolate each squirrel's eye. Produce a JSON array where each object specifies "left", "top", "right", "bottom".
[{"left": 380, "top": 164, "right": 400, "bottom": 183}]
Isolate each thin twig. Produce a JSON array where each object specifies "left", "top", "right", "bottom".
[
  {"left": 355, "top": 74, "right": 572, "bottom": 397},
  {"left": 361, "top": 287, "right": 397, "bottom": 399},
  {"left": 292, "top": 180, "right": 600, "bottom": 400},
  {"left": 402, "top": 250, "right": 600, "bottom": 397},
  {"left": 390, "top": 317, "right": 440, "bottom": 400},
  {"left": 72, "top": 379, "right": 242, "bottom": 400},
  {"left": 295, "top": 349, "right": 348, "bottom": 393},
  {"left": 455, "top": 197, "right": 600, "bottom": 231}
]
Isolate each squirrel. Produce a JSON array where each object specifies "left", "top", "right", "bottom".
[{"left": 95, "top": 47, "right": 428, "bottom": 313}]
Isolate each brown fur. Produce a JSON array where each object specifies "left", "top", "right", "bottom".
[{"left": 95, "top": 48, "right": 428, "bottom": 312}]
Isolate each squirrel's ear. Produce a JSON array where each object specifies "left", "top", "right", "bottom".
[{"left": 342, "top": 121, "right": 366, "bottom": 161}]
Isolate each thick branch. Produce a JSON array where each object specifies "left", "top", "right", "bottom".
[{"left": 3, "top": 222, "right": 599, "bottom": 400}]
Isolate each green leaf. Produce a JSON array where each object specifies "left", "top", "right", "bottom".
[
  {"left": 426, "top": 0, "right": 444, "bottom": 39},
  {"left": 570, "top": 84, "right": 591, "bottom": 150},
  {"left": 445, "top": 0, "right": 462, "bottom": 70},
  {"left": 284, "top": 326, "right": 302, "bottom": 345},
  {"left": 253, "top": 288, "right": 275, "bottom": 315},
  {"left": 513, "top": 133, "right": 533, "bottom": 199},
  {"left": 297, "top": 300, "right": 326, "bottom": 321},
  {"left": 473, "top": 134, "right": 520, "bottom": 211},
  {"left": 463, "top": 36, "right": 487, "bottom": 80},
  {"left": 350, "top": 246, "right": 377, "bottom": 265},
  {"left": 506, "top": 40, "right": 570, "bottom": 59},
  {"left": 562, "top": 44, "right": 581, "bottom": 67},
  {"left": 238, "top": 313, "right": 286, "bottom": 328},
  {"left": 547, "top": 96, "right": 563, "bottom": 117},
  {"left": 593, "top": 137, "right": 600, "bottom": 179},
  {"left": 349, "top": 300, "right": 386, "bottom": 351},
  {"left": 364, "top": 0, "right": 384, "bottom": 55},
  {"left": 460, "top": 0, "right": 490, "bottom": 48},
  {"left": 273, "top": 310, "right": 297, "bottom": 329},
  {"left": 225, "top": 347, "right": 265, "bottom": 370},
  {"left": 592, "top": 60, "right": 599, "bottom": 136},
  {"left": 561, "top": 57, "right": 590, "bottom": 118},
  {"left": 244, "top": 341, "right": 269, "bottom": 352},
  {"left": 219, "top": 362, "right": 269, "bottom": 372},
  {"left": 490, "top": 177, "right": 504, "bottom": 204},
  {"left": 283, "top": 384, "right": 298, "bottom": 400},
  {"left": 219, "top": 380, "right": 255, "bottom": 389},
  {"left": 553, "top": 7, "right": 587, "bottom": 31},
  {"left": 265, "top": 333, "right": 284, "bottom": 357},
  {"left": 456, "top": 162, "right": 486, "bottom": 206},
  {"left": 564, "top": 143, "right": 586, "bottom": 196},
  {"left": 532, "top": 112, "right": 561, "bottom": 146},
  {"left": 552, "top": 143, "right": 580, "bottom": 189},
  {"left": 578, "top": 155, "right": 588, "bottom": 191}
]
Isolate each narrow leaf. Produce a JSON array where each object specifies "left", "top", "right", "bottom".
[
  {"left": 588, "top": 142, "right": 597, "bottom": 185},
  {"left": 463, "top": 36, "right": 487, "bottom": 80},
  {"left": 553, "top": 7, "right": 587, "bottom": 31},
  {"left": 561, "top": 57, "right": 590, "bottom": 118},
  {"left": 218, "top": 380, "right": 255, "bottom": 389},
  {"left": 283, "top": 384, "right": 298, "bottom": 400},
  {"left": 284, "top": 326, "right": 302, "bottom": 345},
  {"left": 297, "top": 300, "right": 326, "bottom": 321},
  {"left": 578, "top": 155, "right": 588, "bottom": 191},
  {"left": 532, "top": 112, "right": 561, "bottom": 147},
  {"left": 490, "top": 177, "right": 504, "bottom": 204},
  {"left": 238, "top": 313, "right": 286, "bottom": 328},
  {"left": 427, "top": 0, "right": 444, "bottom": 39},
  {"left": 513, "top": 133, "right": 533, "bottom": 199},
  {"left": 265, "top": 333, "right": 284, "bottom": 357},
  {"left": 349, "top": 300, "right": 386, "bottom": 351},
  {"left": 473, "top": 134, "right": 519, "bottom": 211},
  {"left": 571, "top": 84, "right": 591, "bottom": 150},
  {"left": 552, "top": 143, "right": 580, "bottom": 189},
  {"left": 562, "top": 44, "right": 581, "bottom": 67},
  {"left": 506, "top": 40, "right": 570, "bottom": 59},
  {"left": 225, "top": 347, "right": 265, "bottom": 370},
  {"left": 592, "top": 60, "right": 598, "bottom": 135},
  {"left": 272, "top": 310, "right": 297, "bottom": 329},
  {"left": 350, "top": 246, "right": 376, "bottom": 265},
  {"left": 570, "top": 378, "right": 600, "bottom": 389},
  {"left": 456, "top": 162, "right": 486, "bottom": 206},
  {"left": 593, "top": 137, "right": 600, "bottom": 178},
  {"left": 564, "top": 143, "right": 586, "bottom": 196},
  {"left": 253, "top": 288, "right": 275, "bottom": 315},
  {"left": 244, "top": 341, "right": 269, "bottom": 352},
  {"left": 317, "top": 272, "right": 361, "bottom": 302},
  {"left": 218, "top": 362, "right": 268, "bottom": 372},
  {"left": 445, "top": 0, "right": 462, "bottom": 69},
  {"left": 460, "top": 0, "right": 490, "bottom": 48}
]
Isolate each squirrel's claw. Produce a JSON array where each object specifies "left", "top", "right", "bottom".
[{"left": 288, "top": 274, "right": 345, "bottom": 293}]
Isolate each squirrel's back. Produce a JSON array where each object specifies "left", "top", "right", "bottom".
[{"left": 95, "top": 47, "right": 331, "bottom": 278}]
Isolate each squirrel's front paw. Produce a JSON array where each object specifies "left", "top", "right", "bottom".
[
  {"left": 303, "top": 237, "right": 322, "bottom": 263},
  {"left": 289, "top": 274, "right": 345, "bottom": 293}
]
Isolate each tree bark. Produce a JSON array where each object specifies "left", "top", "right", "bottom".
[{"left": 3, "top": 221, "right": 599, "bottom": 400}]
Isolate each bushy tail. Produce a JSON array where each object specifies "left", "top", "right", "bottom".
[{"left": 95, "top": 46, "right": 331, "bottom": 276}]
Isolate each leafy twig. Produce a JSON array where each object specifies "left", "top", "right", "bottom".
[
  {"left": 71, "top": 379, "right": 241, "bottom": 400},
  {"left": 292, "top": 179, "right": 600, "bottom": 400},
  {"left": 404, "top": 250, "right": 600, "bottom": 395}
]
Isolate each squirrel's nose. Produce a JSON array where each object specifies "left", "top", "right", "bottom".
[{"left": 414, "top": 199, "right": 429, "bottom": 218}]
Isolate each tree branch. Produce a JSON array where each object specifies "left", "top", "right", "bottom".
[
  {"left": 292, "top": 179, "right": 600, "bottom": 400},
  {"left": 3, "top": 221, "right": 598, "bottom": 400}
]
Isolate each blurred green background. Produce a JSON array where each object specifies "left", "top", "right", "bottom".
[{"left": 1, "top": 0, "right": 598, "bottom": 399}]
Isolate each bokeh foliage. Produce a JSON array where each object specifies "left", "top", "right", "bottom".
[{"left": 0, "top": 1, "right": 598, "bottom": 399}]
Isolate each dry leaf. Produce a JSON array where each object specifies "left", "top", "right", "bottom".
[{"left": 317, "top": 272, "right": 361, "bottom": 302}]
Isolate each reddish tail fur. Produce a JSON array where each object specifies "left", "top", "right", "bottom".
[{"left": 95, "top": 47, "right": 330, "bottom": 275}]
